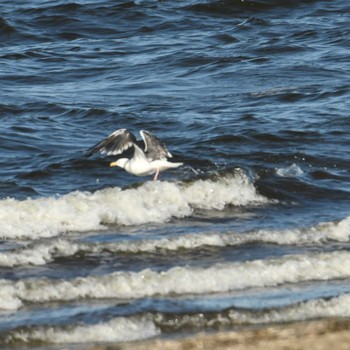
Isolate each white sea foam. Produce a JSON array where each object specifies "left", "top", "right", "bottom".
[
  {"left": 265, "top": 293, "right": 350, "bottom": 322},
  {"left": 0, "top": 282, "right": 23, "bottom": 310},
  {"left": 242, "top": 214, "right": 350, "bottom": 245},
  {"left": 276, "top": 163, "right": 303, "bottom": 177},
  {"left": 7, "top": 316, "right": 159, "bottom": 344},
  {"left": 0, "top": 171, "right": 266, "bottom": 240},
  {"left": 157, "top": 293, "right": 350, "bottom": 328},
  {"left": 6, "top": 294, "right": 350, "bottom": 344},
  {"left": 3, "top": 250, "right": 350, "bottom": 309},
  {"left": 227, "top": 293, "right": 350, "bottom": 325},
  {"left": 0, "top": 239, "right": 79, "bottom": 267},
  {"left": 0, "top": 214, "right": 349, "bottom": 267}
]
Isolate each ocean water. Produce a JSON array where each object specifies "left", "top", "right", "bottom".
[{"left": 1, "top": 0, "right": 350, "bottom": 348}]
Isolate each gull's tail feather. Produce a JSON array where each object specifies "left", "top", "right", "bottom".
[{"left": 167, "top": 162, "right": 183, "bottom": 169}]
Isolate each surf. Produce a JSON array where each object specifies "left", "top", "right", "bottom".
[{"left": 0, "top": 170, "right": 267, "bottom": 240}]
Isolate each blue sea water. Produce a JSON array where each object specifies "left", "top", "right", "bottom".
[{"left": 0, "top": 0, "right": 350, "bottom": 348}]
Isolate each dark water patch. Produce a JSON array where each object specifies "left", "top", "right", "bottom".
[
  {"left": 256, "top": 169, "right": 350, "bottom": 202},
  {"left": 243, "top": 16, "right": 269, "bottom": 26},
  {"left": 185, "top": 0, "right": 269, "bottom": 15},
  {"left": 310, "top": 170, "right": 350, "bottom": 182},
  {"left": 0, "top": 104, "right": 24, "bottom": 116},
  {"left": 280, "top": 130, "right": 322, "bottom": 143},
  {"left": 15, "top": 169, "right": 52, "bottom": 181},
  {"left": 0, "top": 181, "right": 38, "bottom": 199},
  {"left": 1, "top": 73, "right": 52, "bottom": 85},
  {"left": 185, "top": 0, "right": 319, "bottom": 16},
  {"left": 313, "top": 84, "right": 350, "bottom": 101},
  {"left": 10, "top": 125, "right": 38, "bottom": 134},
  {"left": 212, "top": 33, "right": 240, "bottom": 44},
  {"left": 209, "top": 134, "right": 248, "bottom": 144},
  {"left": 0, "top": 135, "right": 40, "bottom": 153},
  {"left": 54, "top": 107, "right": 113, "bottom": 122},
  {"left": 291, "top": 29, "right": 319, "bottom": 39},
  {"left": 19, "top": 2, "right": 83, "bottom": 15},
  {"left": 1, "top": 52, "right": 31, "bottom": 60},
  {"left": 8, "top": 48, "right": 66, "bottom": 62},
  {"left": 59, "top": 32, "right": 82, "bottom": 41},
  {"left": 0, "top": 16, "right": 15, "bottom": 34},
  {"left": 253, "top": 44, "right": 307, "bottom": 56},
  {"left": 11, "top": 2, "right": 129, "bottom": 42},
  {"left": 249, "top": 84, "right": 348, "bottom": 105},
  {"left": 251, "top": 132, "right": 293, "bottom": 143},
  {"left": 33, "top": 13, "right": 81, "bottom": 29}
]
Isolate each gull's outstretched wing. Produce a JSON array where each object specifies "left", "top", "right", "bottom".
[
  {"left": 88, "top": 129, "right": 137, "bottom": 156},
  {"left": 140, "top": 130, "right": 172, "bottom": 161}
]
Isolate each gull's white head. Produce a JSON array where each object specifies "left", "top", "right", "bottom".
[{"left": 110, "top": 158, "right": 128, "bottom": 169}]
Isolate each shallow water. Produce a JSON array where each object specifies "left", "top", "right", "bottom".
[{"left": 1, "top": 0, "right": 350, "bottom": 348}]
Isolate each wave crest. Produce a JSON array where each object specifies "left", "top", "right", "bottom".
[
  {"left": 0, "top": 170, "right": 267, "bottom": 240},
  {"left": 0, "top": 215, "right": 349, "bottom": 267},
  {"left": 2, "top": 250, "right": 350, "bottom": 310}
]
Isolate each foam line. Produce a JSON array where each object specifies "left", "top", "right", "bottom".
[
  {"left": 0, "top": 214, "right": 349, "bottom": 267},
  {"left": 0, "top": 171, "right": 267, "bottom": 240},
  {"left": 2, "top": 250, "right": 350, "bottom": 310}
]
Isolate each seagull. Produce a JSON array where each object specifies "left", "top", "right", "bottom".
[{"left": 88, "top": 129, "right": 183, "bottom": 180}]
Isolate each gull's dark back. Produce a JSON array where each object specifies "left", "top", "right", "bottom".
[{"left": 141, "top": 130, "right": 172, "bottom": 161}]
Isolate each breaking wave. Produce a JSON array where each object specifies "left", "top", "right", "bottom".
[
  {"left": 0, "top": 171, "right": 267, "bottom": 240},
  {"left": 154, "top": 293, "right": 350, "bottom": 330},
  {"left": 2, "top": 250, "right": 350, "bottom": 310},
  {"left": 4, "top": 293, "right": 350, "bottom": 345},
  {"left": 0, "top": 214, "right": 349, "bottom": 267},
  {"left": 4, "top": 316, "right": 160, "bottom": 345}
]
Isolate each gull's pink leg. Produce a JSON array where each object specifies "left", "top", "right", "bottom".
[{"left": 153, "top": 169, "right": 159, "bottom": 181}]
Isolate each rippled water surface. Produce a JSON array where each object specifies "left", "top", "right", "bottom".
[{"left": 1, "top": 0, "right": 350, "bottom": 348}]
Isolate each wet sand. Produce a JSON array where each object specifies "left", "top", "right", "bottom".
[{"left": 89, "top": 318, "right": 350, "bottom": 350}]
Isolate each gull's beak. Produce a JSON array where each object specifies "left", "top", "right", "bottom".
[{"left": 110, "top": 161, "right": 118, "bottom": 167}]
